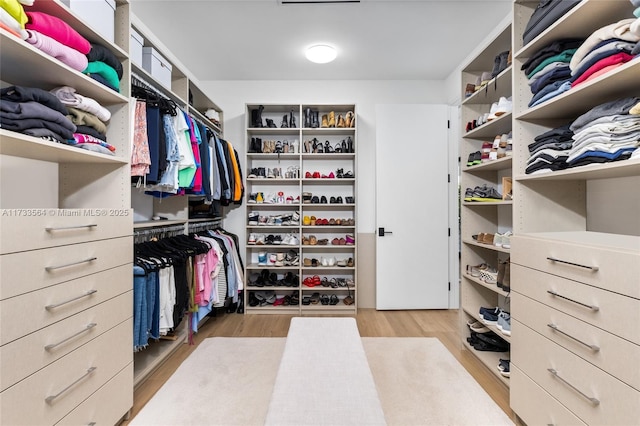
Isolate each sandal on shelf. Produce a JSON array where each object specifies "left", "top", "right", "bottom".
[
  {"left": 320, "top": 294, "right": 330, "bottom": 305},
  {"left": 310, "top": 292, "right": 320, "bottom": 304},
  {"left": 329, "top": 294, "right": 339, "bottom": 305},
  {"left": 302, "top": 296, "right": 311, "bottom": 305}
]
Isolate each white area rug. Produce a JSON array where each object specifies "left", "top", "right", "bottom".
[
  {"left": 131, "top": 337, "right": 512, "bottom": 426},
  {"left": 265, "top": 318, "right": 386, "bottom": 425}
]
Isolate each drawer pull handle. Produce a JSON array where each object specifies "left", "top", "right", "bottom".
[
  {"left": 45, "top": 224, "right": 98, "bottom": 232},
  {"left": 547, "top": 324, "right": 600, "bottom": 351},
  {"left": 45, "top": 367, "right": 97, "bottom": 404},
  {"left": 546, "top": 290, "right": 599, "bottom": 311},
  {"left": 547, "top": 368, "right": 599, "bottom": 405},
  {"left": 45, "top": 323, "right": 97, "bottom": 350},
  {"left": 45, "top": 289, "right": 97, "bottom": 310},
  {"left": 546, "top": 257, "right": 599, "bottom": 272},
  {"left": 45, "top": 257, "right": 97, "bottom": 272}
]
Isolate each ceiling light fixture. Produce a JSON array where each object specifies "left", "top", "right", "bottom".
[{"left": 306, "top": 45, "right": 337, "bottom": 64}]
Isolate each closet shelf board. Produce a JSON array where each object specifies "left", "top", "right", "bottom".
[
  {"left": 516, "top": 59, "right": 640, "bottom": 122},
  {"left": 463, "top": 238, "right": 511, "bottom": 254},
  {"left": 514, "top": 0, "right": 636, "bottom": 59},
  {"left": 516, "top": 158, "right": 640, "bottom": 182},
  {"left": 300, "top": 128, "right": 357, "bottom": 136},
  {"left": 463, "top": 273, "right": 511, "bottom": 298},
  {"left": 133, "top": 220, "right": 187, "bottom": 229},
  {"left": 462, "top": 67, "right": 513, "bottom": 106},
  {"left": 132, "top": 63, "right": 187, "bottom": 106},
  {"left": 463, "top": 157, "right": 512, "bottom": 173},
  {"left": 0, "top": 31, "right": 128, "bottom": 105},
  {"left": 463, "top": 113, "right": 512, "bottom": 140},
  {"left": 0, "top": 129, "right": 129, "bottom": 164}
]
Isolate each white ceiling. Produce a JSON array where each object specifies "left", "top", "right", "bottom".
[{"left": 130, "top": 0, "right": 513, "bottom": 81}]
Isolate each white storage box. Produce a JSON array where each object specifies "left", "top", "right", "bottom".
[
  {"left": 62, "top": 0, "right": 116, "bottom": 43},
  {"left": 142, "top": 47, "right": 172, "bottom": 90},
  {"left": 130, "top": 28, "right": 144, "bottom": 67}
]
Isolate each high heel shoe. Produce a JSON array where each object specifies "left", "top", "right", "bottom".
[
  {"left": 321, "top": 114, "right": 329, "bottom": 128},
  {"left": 280, "top": 114, "right": 289, "bottom": 128},
  {"left": 336, "top": 114, "right": 346, "bottom": 128},
  {"left": 345, "top": 111, "right": 355, "bottom": 127},
  {"left": 289, "top": 109, "right": 296, "bottom": 128},
  {"left": 328, "top": 111, "right": 336, "bottom": 128},
  {"left": 304, "top": 107, "right": 311, "bottom": 128},
  {"left": 346, "top": 136, "right": 354, "bottom": 153}
]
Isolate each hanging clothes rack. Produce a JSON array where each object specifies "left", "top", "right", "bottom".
[
  {"left": 133, "top": 224, "right": 186, "bottom": 243},
  {"left": 188, "top": 219, "right": 222, "bottom": 234}
]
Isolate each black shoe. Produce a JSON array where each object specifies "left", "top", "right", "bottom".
[
  {"left": 320, "top": 195, "right": 327, "bottom": 203},
  {"left": 251, "top": 109, "right": 260, "bottom": 128},
  {"left": 312, "top": 110, "right": 320, "bottom": 128},
  {"left": 266, "top": 118, "right": 277, "bottom": 128},
  {"left": 281, "top": 114, "right": 289, "bottom": 128},
  {"left": 304, "top": 107, "right": 311, "bottom": 128},
  {"left": 289, "top": 109, "right": 296, "bottom": 128},
  {"left": 236, "top": 292, "right": 244, "bottom": 313},
  {"left": 346, "top": 136, "right": 354, "bottom": 153}
]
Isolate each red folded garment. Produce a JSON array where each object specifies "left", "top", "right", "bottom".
[
  {"left": 25, "top": 11, "right": 90, "bottom": 54},
  {"left": 571, "top": 52, "right": 634, "bottom": 87}
]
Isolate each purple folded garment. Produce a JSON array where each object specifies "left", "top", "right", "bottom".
[
  {"left": 25, "top": 29, "right": 88, "bottom": 72},
  {"left": 25, "top": 11, "right": 91, "bottom": 54}
]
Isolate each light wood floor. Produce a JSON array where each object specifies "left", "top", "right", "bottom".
[{"left": 124, "top": 308, "right": 514, "bottom": 424}]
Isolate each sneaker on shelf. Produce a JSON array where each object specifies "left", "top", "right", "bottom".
[
  {"left": 467, "top": 319, "right": 491, "bottom": 334},
  {"left": 263, "top": 193, "right": 277, "bottom": 204},
  {"left": 248, "top": 233, "right": 257, "bottom": 244},
  {"left": 481, "top": 141, "right": 493, "bottom": 153},
  {"left": 248, "top": 193, "right": 257, "bottom": 203},
  {"left": 494, "top": 96, "right": 512, "bottom": 117},
  {"left": 480, "top": 267, "right": 498, "bottom": 284},
  {"left": 494, "top": 233, "right": 504, "bottom": 248},
  {"left": 479, "top": 306, "right": 501, "bottom": 324},
  {"left": 248, "top": 212, "right": 259, "bottom": 226},
  {"left": 257, "top": 251, "right": 267, "bottom": 266},
  {"left": 502, "top": 231, "right": 513, "bottom": 249},
  {"left": 255, "top": 234, "right": 266, "bottom": 245},
  {"left": 497, "top": 311, "right": 511, "bottom": 336},
  {"left": 467, "top": 262, "right": 489, "bottom": 277},
  {"left": 497, "top": 359, "right": 510, "bottom": 377},
  {"left": 486, "top": 102, "right": 499, "bottom": 121}
]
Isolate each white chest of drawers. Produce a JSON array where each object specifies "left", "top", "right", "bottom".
[{"left": 510, "top": 232, "right": 640, "bottom": 425}]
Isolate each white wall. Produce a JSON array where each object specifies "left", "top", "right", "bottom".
[
  {"left": 202, "top": 79, "right": 446, "bottom": 308},
  {"left": 202, "top": 79, "right": 446, "bottom": 234}
]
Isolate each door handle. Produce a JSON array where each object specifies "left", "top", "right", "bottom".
[{"left": 378, "top": 227, "right": 393, "bottom": 237}]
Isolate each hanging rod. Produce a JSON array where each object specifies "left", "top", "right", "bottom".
[
  {"left": 188, "top": 218, "right": 222, "bottom": 233},
  {"left": 133, "top": 224, "right": 186, "bottom": 243}
]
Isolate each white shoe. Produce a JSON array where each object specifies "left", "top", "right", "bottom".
[
  {"left": 288, "top": 235, "right": 300, "bottom": 246},
  {"left": 487, "top": 102, "right": 499, "bottom": 121},
  {"left": 494, "top": 233, "right": 503, "bottom": 248},
  {"left": 494, "top": 96, "right": 512, "bottom": 117},
  {"left": 248, "top": 233, "right": 257, "bottom": 244},
  {"left": 502, "top": 231, "right": 513, "bottom": 249}
]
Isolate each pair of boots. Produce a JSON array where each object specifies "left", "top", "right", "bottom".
[
  {"left": 251, "top": 105, "right": 264, "bottom": 128},
  {"left": 280, "top": 110, "right": 297, "bottom": 128},
  {"left": 321, "top": 111, "right": 336, "bottom": 128},
  {"left": 304, "top": 108, "right": 320, "bottom": 128},
  {"left": 249, "top": 137, "right": 263, "bottom": 153},
  {"left": 497, "top": 257, "right": 510, "bottom": 292}
]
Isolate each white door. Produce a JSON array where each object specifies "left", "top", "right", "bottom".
[{"left": 375, "top": 104, "right": 450, "bottom": 310}]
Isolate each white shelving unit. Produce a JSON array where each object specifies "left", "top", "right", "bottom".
[
  {"left": 0, "top": 0, "right": 133, "bottom": 424},
  {"left": 244, "top": 104, "right": 358, "bottom": 315},
  {"left": 458, "top": 21, "right": 513, "bottom": 388},
  {"left": 510, "top": 1, "right": 640, "bottom": 425}
]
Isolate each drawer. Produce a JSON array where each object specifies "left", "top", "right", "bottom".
[
  {"left": 1, "top": 291, "right": 132, "bottom": 392},
  {"left": 0, "top": 318, "right": 132, "bottom": 426},
  {"left": 57, "top": 363, "right": 133, "bottom": 426},
  {"left": 511, "top": 365, "right": 587, "bottom": 426},
  {"left": 511, "top": 232, "right": 640, "bottom": 298},
  {"left": 0, "top": 264, "right": 131, "bottom": 345},
  {"left": 512, "top": 292, "right": 640, "bottom": 391},
  {"left": 0, "top": 236, "right": 132, "bottom": 300},
  {"left": 512, "top": 320, "right": 640, "bottom": 426},
  {"left": 512, "top": 263, "right": 640, "bottom": 344},
  {"left": 0, "top": 211, "right": 132, "bottom": 254}
]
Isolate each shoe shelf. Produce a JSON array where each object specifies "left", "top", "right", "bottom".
[
  {"left": 464, "top": 156, "right": 512, "bottom": 173},
  {"left": 244, "top": 103, "right": 358, "bottom": 315},
  {"left": 463, "top": 239, "right": 511, "bottom": 254},
  {"left": 459, "top": 19, "right": 513, "bottom": 391},
  {"left": 463, "top": 66, "right": 513, "bottom": 106},
  {"left": 463, "top": 273, "right": 510, "bottom": 298},
  {"left": 463, "top": 113, "right": 513, "bottom": 140},
  {"left": 462, "top": 305, "right": 512, "bottom": 345},
  {"left": 463, "top": 200, "right": 513, "bottom": 207}
]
